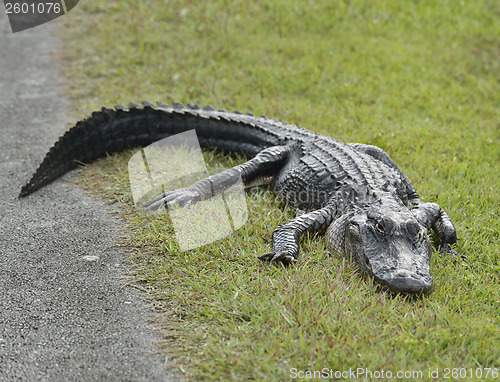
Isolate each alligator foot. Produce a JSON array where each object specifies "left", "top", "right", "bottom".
[
  {"left": 142, "top": 176, "right": 215, "bottom": 211},
  {"left": 258, "top": 250, "right": 297, "bottom": 266},
  {"left": 439, "top": 243, "right": 466, "bottom": 260},
  {"left": 143, "top": 188, "right": 202, "bottom": 211},
  {"left": 143, "top": 166, "right": 247, "bottom": 212}
]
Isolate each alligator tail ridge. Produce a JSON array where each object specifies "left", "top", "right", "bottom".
[{"left": 19, "top": 101, "right": 284, "bottom": 197}]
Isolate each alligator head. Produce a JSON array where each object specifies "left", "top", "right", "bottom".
[{"left": 328, "top": 205, "right": 433, "bottom": 294}]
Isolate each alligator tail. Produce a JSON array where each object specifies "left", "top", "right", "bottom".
[{"left": 19, "top": 101, "right": 285, "bottom": 197}]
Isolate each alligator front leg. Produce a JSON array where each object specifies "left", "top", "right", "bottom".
[
  {"left": 411, "top": 201, "right": 460, "bottom": 256},
  {"left": 145, "top": 145, "right": 291, "bottom": 211},
  {"left": 259, "top": 206, "right": 336, "bottom": 265}
]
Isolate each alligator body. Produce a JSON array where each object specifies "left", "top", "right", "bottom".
[{"left": 21, "top": 102, "right": 458, "bottom": 294}]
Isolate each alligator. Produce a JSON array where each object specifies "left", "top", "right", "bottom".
[{"left": 20, "top": 102, "right": 459, "bottom": 294}]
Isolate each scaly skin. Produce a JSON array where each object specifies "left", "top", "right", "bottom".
[{"left": 20, "top": 102, "right": 459, "bottom": 294}]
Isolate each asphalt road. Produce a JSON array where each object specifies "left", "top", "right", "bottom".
[{"left": 0, "top": 11, "right": 176, "bottom": 382}]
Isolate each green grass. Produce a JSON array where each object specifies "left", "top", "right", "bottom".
[{"left": 59, "top": 1, "right": 498, "bottom": 380}]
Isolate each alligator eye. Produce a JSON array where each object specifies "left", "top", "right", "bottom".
[{"left": 375, "top": 221, "right": 385, "bottom": 235}]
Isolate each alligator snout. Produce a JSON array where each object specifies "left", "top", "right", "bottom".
[
  {"left": 379, "top": 274, "right": 433, "bottom": 295},
  {"left": 370, "top": 250, "right": 433, "bottom": 295}
]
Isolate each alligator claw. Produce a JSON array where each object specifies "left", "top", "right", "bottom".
[
  {"left": 440, "top": 244, "right": 466, "bottom": 260},
  {"left": 258, "top": 251, "right": 297, "bottom": 266},
  {"left": 143, "top": 189, "right": 199, "bottom": 211}
]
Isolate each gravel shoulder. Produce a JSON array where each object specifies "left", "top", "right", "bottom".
[{"left": 0, "top": 12, "right": 176, "bottom": 382}]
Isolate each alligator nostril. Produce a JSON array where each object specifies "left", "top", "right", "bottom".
[{"left": 395, "top": 270, "right": 410, "bottom": 278}]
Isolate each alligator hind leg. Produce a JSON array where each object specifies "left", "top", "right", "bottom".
[
  {"left": 145, "top": 145, "right": 291, "bottom": 211},
  {"left": 259, "top": 205, "right": 336, "bottom": 265}
]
